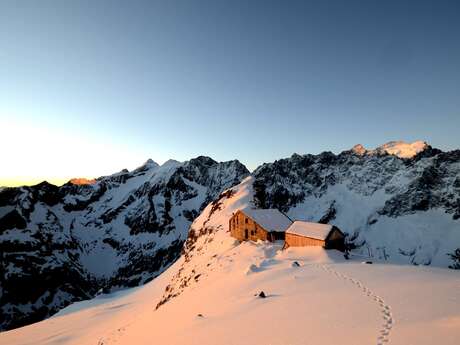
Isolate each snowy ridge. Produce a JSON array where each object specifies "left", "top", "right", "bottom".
[{"left": 0, "top": 157, "right": 249, "bottom": 331}]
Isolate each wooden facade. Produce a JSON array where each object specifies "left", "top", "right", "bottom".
[
  {"left": 284, "top": 226, "right": 345, "bottom": 251},
  {"left": 229, "top": 210, "right": 270, "bottom": 242},
  {"left": 285, "top": 232, "right": 325, "bottom": 247},
  {"left": 229, "top": 209, "right": 345, "bottom": 251},
  {"left": 229, "top": 210, "right": 288, "bottom": 242}
]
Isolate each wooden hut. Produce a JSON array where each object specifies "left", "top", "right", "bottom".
[
  {"left": 284, "top": 221, "right": 345, "bottom": 251},
  {"left": 229, "top": 208, "right": 292, "bottom": 242}
]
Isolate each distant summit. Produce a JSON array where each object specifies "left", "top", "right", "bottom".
[
  {"left": 351, "top": 143, "right": 367, "bottom": 156},
  {"left": 132, "top": 158, "right": 160, "bottom": 174},
  {"left": 143, "top": 158, "right": 159, "bottom": 168},
  {"left": 68, "top": 177, "right": 96, "bottom": 185},
  {"left": 352, "top": 140, "right": 428, "bottom": 158}
]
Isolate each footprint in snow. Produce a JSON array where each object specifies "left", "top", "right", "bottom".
[{"left": 317, "top": 264, "right": 394, "bottom": 345}]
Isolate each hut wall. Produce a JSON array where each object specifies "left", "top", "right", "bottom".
[
  {"left": 229, "top": 210, "right": 269, "bottom": 242},
  {"left": 285, "top": 233, "right": 325, "bottom": 247}
]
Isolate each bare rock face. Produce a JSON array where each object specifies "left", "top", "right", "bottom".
[{"left": 0, "top": 157, "right": 249, "bottom": 331}]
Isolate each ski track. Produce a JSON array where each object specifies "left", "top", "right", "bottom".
[{"left": 315, "top": 263, "right": 394, "bottom": 345}]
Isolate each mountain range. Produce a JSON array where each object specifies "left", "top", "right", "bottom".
[{"left": 1, "top": 140, "right": 459, "bottom": 331}]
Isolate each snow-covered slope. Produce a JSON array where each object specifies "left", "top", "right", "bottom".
[
  {"left": 1, "top": 177, "right": 458, "bottom": 345},
  {"left": 0, "top": 156, "right": 249, "bottom": 331}
]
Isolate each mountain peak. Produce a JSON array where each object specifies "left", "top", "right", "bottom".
[
  {"left": 351, "top": 140, "right": 428, "bottom": 158},
  {"left": 188, "top": 156, "right": 217, "bottom": 167},
  {"left": 351, "top": 144, "right": 367, "bottom": 155},
  {"left": 162, "top": 159, "right": 181, "bottom": 167},
  {"left": 376, "top": 140, "right": 428, "bottom": 158},
  {"left": 68, "top": 178, "right": 97, "bottom": 185},
  {"left": 142, "top": 158, "right": 160, "bottom": 169},
  {"left": 133, "top": 159, "right": 160, "bottom": 173}
]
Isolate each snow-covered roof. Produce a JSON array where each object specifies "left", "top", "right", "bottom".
[
  {"left": 240, "top": 208, "right": 292, "bottom": 232},
  {"left": 286, "top": 221, "right": 333, "bottom": 240}
]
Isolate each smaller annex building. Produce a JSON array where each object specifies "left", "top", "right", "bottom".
[
  {"left": 229, "top": 208, "right": 292, "bottom": 242},
  {"left": 284, "top": 221, "right": 345, "bottom": 251}
]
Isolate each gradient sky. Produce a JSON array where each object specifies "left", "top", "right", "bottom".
[{"left": 1, "top": 0, "right": 459, "bottom": 186}]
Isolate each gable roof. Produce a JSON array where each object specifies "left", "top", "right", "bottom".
[
  {"left": 240, "top": 208, "right": 292, "bottom": 232},
  {"left": 286, "top": 221, "right": 334, "bottom": 240}
]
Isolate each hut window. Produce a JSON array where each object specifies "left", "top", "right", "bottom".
[
  {"left": 245, "top": 218, "right": 248, "bottom": 224},
  {"left": 251, "top": 230, "right": 254, "bottom": 235}
]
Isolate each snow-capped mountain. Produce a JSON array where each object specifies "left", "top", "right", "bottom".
[
  {"left": 158, "top": 141, "right": 460, "bottom": 307},
  {"left": 0, "top": 156, "right": 249, "bottom": 331},
  {"left": 1, "top": 140, "right": 459, "bottom": 333},
  {"left": 27, "top": 170, "right": 453, "bottom": 345},
  {"left": 351, "top": 140, "right": 428, "bottom": 158},
  {"left": 251, "top": 142, "right": 459, "bottom": 266},
  {"left": 1, "top": 171, "right": 457, "bottom": 345}
]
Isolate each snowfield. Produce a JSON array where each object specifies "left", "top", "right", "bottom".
[{"left": 1, "top": 245, "right": 459, "bottom": 345}]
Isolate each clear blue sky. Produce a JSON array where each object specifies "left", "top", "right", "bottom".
[{"left": 1, "top": 0, "right": 459, "bottom": 185}]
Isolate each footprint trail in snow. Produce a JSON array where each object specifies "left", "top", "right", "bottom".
[{"left": 315, "top": 264, "right": 394, "bottom": 345}]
